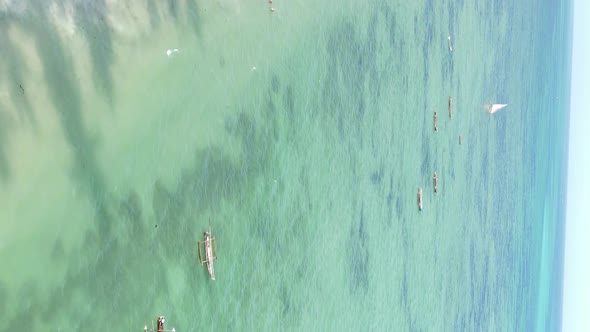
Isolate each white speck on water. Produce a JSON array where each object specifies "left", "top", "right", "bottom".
[{"left": 166, "top": 48, "right": 179, "bottom": 57}]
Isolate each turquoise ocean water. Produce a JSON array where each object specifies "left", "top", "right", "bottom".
[{"left": 0, "top": 0, "right": 572, "bottom": 331}]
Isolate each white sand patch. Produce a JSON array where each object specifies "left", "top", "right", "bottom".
[
  {"left": 48, "top": 1, "right": 77, "bottom": 37},
  {"left": 0, "top": 15, "right": 96, "bottom": 303},
  {"left": 104, "top": 0, "right": 154, "bottom": 40}
]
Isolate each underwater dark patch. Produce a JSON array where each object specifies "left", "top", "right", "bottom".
[
  {"left": 167, "top": 0, "right": 178, "bottom": 18},
  {"left": 0, "top": 280, "right": 6, "bottom": 315},
  {"left": 370, "top": 168, "right": 383, "bottom": 185},
  {"left": 421, "top": 145, "right": 431, "bottom": 175},
  {"left": 119, "top": 190, "right": 142, "bottom": 223},
  {"left": 396, "top": 196, "right": 403, "bottom": 219},
  {"left": 348, "top": 204, "right": 369, "bottom": 295},
  {"left": 265, "top": 93, "right": 276, "bottom": 118},
  {"left": 74, "top": 0, "right": 115, "bottom": 103},
  {"left": 386, "top": 190, "right": 393, "bottom": 223},
  {"left": 51, "top": 238, "right": 65, "bottom": 261},
  {"left": 400, "top": 270, "right": 408, "bottom": 307},
  {"left": 152, "top": 180, "right": 181, "bottom": 225},
  {"left": 357, "top": 96, "right": 366, "bottom": 121},
  {"left": 279, "top": 284, "right": 291, "bottom": 316},
  {"left": 271, "top": 74, "right": 280, "bottom": 94},
  {"left": 0, "top": 109, "right": 14, "bottom": 181},
  {"left": 337, "top": 113, "right": 345, "bottom": 143},
  {"left": 146, "top": 0, "right": 161, "bottom": 29},
  {"left": 185, "top": 0, "right": 202, "bottom": 37},
  {"left": 386, "top": 174, "right": 394, "bottom": 222},
  {"left": 284, "top": 84, "right": 295, "bottom": 117}
]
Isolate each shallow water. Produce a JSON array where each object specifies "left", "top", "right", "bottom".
[{"left": 0, "top": 0, "right": 570, "bottom": 331}]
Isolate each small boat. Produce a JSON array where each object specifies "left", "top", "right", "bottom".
[
  {"left": 448, "top": 97, "right": 453, "bottom": 119},
  {"left": 433, "top": 112, "right": 439, "bottom": 132},
  {"left": 197, "top": 227, "right": 217, "bottom": 280},
  {"left": 488, "top": 103, "right": 508, "bottom": 114},
  {"left": 433, "top": 172, "right": 438, "bottom": 193},
  {"left": 459, "top": 135, "right": 462, "bottom": 145},
  {"left": 447, "top": 35, "right": 453, "bottom": 52},
  {"left": 417, "top": 187, "right": 423, "bottom": 211},
  {"left": 144, "top": 316, "right": 175, "bottom": 332}
]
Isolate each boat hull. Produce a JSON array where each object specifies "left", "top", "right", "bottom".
[
  {"left": 205, "top": 235, "right": 216, "bottom": 280},
  {"left": 197, "top": 228, "right": 217, "bottom": 281}
]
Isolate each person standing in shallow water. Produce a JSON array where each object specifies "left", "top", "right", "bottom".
[{"left": 157, "top": 316, "right": 164, "bottom": 332}]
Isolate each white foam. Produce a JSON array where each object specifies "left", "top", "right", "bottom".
[{"left": 166, "top": 48, "right": 179, "bottom": 57}]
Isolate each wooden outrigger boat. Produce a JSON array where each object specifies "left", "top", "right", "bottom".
[
  {"left": 417, "top": 187, "right": 423, "bottom": 211},
  {"left": 448, "top": 96, "right": 453, "bottom": 119},
  {"left": 433, "top": 172, "right": 438, "bottom": 193},
  {"left": 143, "top": 316, "right": 175, "bottom": 332},
  {"left": 197, "top": 227, "right": 217, "bottom": 280},
  {"left": 433, "top": 112, "right": 439, "bottom": 132}
]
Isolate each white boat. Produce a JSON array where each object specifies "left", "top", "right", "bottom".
[
  {"left": 488, "top": 103, "right": 508, "bottom": 114},
  {"left": 417, "top": 187, "right": 423, "bottom": 211},
  {"left": 448, "top": 97, "right": 453, "bottom": 119},
  {"left": 197, "top": 227, "right": 217, "bottom": 280}
]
